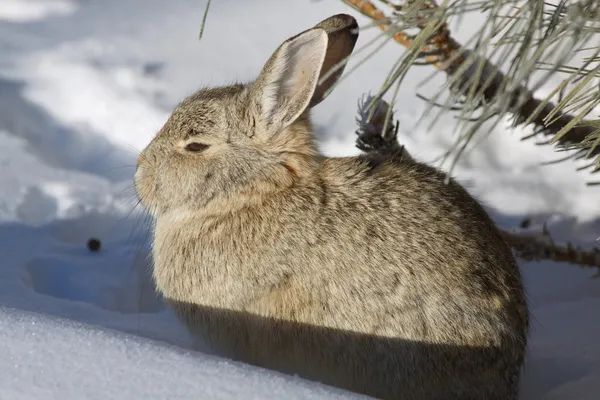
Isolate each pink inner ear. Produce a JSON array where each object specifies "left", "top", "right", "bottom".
[
  {"left": 280, "top": 34, "right": 327, "bottom": 99},
  {"left": 258, "top": 29, "right": 328, "bottom": 131}
]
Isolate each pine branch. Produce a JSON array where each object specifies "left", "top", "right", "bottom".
[
  {"left": 500, "top": 226, "right": 600, "bottom": 269},
  {"left": 355, "top": 94, "right": 600, "bottom": 270},
  {"left": 356, "top": 94, "right": 413, "bottom": 159},
  {"left": 343, "top": 0, "right": 600, "bottom": 173}
]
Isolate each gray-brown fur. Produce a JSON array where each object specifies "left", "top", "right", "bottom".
[{"left": 135, "top": 14, "right": 528, "bottom": 400}]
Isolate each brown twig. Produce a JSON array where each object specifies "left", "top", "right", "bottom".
[
  {"left": 344, "top": 0, "right": 599, "bottom": 162},
  {"left": 499, "top": 228, "right": 600, "bottom": 269}
]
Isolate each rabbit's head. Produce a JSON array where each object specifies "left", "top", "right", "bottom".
[{"left": 135, "top": 14, "right": 358, "bottom": 217}]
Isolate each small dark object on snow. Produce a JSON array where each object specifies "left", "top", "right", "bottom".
[
  {"left": 519, "top": 217, "right": 531, "bottom": 229},
  {"left": 87, "top": 238, "right": 101, "bottom": 252}
]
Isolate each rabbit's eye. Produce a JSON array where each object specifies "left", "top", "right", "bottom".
[{"left": 185, "top": 142, "right": 210, "bottom": 153}]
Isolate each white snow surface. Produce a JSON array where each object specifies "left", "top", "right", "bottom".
[
  {"left": 0, "top": 307, "right": 363, "bottom": 400},
  {"left": 0, "top": 0, "right": 599, "bottom": 399},
  {"left": 0, "top": 0, "right": 76, "bottom": 23}
]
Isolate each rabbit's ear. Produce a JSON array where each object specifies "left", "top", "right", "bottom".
[
  {"left": 252, "top": 27, "right": 329, "bottom": 136},
  {"left": 251, "top": 15, "right": 359, "bottom": 136},
  {"left": 309, "top": 14, "right": 359, "bottom": 108}
]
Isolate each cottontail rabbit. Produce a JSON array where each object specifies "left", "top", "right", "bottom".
[{"left": 135, "top": 14, "right": 528, "bottom": 400}]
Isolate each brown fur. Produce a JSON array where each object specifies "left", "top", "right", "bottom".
[{"left": 135, "top": 14, "right": 528, "bottom": 400}]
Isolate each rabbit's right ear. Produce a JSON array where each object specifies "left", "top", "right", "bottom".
[
  {"left": 251, "top": 14, "right": 359, "bottom": 138},
  {"left": 251, "top": 28, "right": 329, "bottom": 138}
]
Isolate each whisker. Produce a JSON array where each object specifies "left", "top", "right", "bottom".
[
  {"left": 104, "top": 165, "right": 137, "bottom": 173},
  {"left": 133, "top": 208, "right": 156, "bottom": 334}
]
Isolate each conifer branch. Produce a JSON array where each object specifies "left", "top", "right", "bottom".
[{"left": 343, "top": 0, "right": 600, "bottom": 174}]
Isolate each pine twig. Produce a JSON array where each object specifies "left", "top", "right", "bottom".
[
  {"left": 500, "top": 227, "right": 600, "bottom": 269},
  {"left": 198, "top": 0, "right": 212, "bottom": 40},
  {"left": 356, "top": 94, "right": 412, "bottom": 159},
  {"left": 343, "top": 0, "right": 599, "bottom": 164},
  {"left": 355, "top": 95, "right": 600, "bottom": 270}
]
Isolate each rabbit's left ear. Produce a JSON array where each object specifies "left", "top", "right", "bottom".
[
  {"left": 309, "top": 14, "right": 359, "bottom": 107},
  {"left": 251, "top": 14, "right": 359, "bottom": 137}
]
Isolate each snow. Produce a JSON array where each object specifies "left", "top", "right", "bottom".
[
  {"left": 0, "top": 307, "right": 363, "bottom": 400},
  {"left": 0, "top": 0, "right": 75, "bottom": 23},
  {"left": 0, "top": 0, "right": 599, "bottom": 399}
]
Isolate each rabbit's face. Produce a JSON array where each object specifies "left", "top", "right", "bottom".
[
  {"left": 135, "top": 14, "right": 359, "bottom": 218},
  {"left": 135, "top": 84, "right": 314, "bottom": 217}
]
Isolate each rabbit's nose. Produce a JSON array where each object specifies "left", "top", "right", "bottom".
[{"left": 133, "top": 160, "right": 147, "bottom": 185}]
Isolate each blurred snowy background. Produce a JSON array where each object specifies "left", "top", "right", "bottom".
[{"left": 0, "top": 0, "right": 599, "bottom": 399}]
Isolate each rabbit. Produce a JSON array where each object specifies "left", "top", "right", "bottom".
[{"left": 135, "top": 13, "right": 529, "bottom": 400}]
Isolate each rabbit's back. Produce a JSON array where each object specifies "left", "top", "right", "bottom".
[
  {"left": 154, "top": 155, "right": 527, "bottom": 400},
  {"left": 258, "top": 155, "right": 528, "bottom": 346}
]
